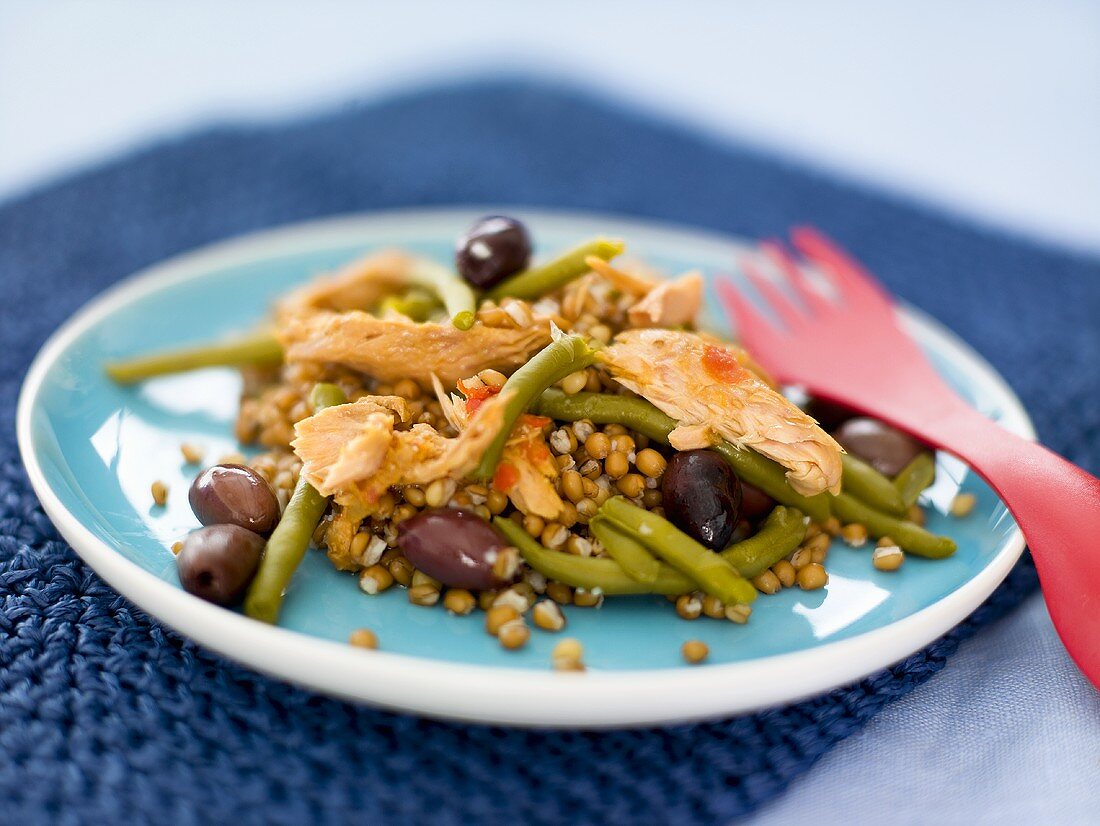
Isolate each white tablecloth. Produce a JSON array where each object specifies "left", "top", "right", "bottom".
[{"left": 754, "top": 594, "right": 1100, "bottom": 824}]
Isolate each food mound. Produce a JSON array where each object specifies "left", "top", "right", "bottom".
[{"left": 108, "top": 215, "right": 954, "bottom": 666}]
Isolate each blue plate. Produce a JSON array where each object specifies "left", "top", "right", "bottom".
[{"left": 17, "top": 208, "right": 1031, "bottom": 726}]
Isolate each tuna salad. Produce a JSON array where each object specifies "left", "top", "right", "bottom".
[{"left": 107, "top": 215, "right": 955, "bottom": 667}]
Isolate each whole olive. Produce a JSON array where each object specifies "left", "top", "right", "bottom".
[
  {"left": 804, "top": 396, "right": 857, "bottom": 432},
  {"left": 739, "top": 481, "right": 776, "bottom": 523},
  {"left": 455, "top": 215, "right": 532, "bottom": 289},
  {"left": 397, "top": 509, "right": 516, "bottom": 590},
  {"left": 177, "top": 524, "right": 265, "bottom": 606},
  {"left": 832, "top": 417, "right": 925, "bottom": 477},
  {"left": 661, "top": 450, "right": 743, "bottom": 549},
  {"left": 189, "top": 464, "right": 281, "bottom": 536}
]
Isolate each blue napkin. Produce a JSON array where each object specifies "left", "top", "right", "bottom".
[{"left": 1, "top": 79, "right": 1097, "bottom": 825}]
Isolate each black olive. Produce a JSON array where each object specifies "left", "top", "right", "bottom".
[
  {"left": 661, "top": 450, "right": 743, "bottom": 549},
  {"left": 189, "top": 464, "right": 281, "bottom": 536},
  {"left": 455, "top": 215, "right": 532, "bottom": 289},
  {"left": 177, "top": 524, "right": 265, "bottom": 606},
  {"left": 739, "top": 481, "right": 776, "bottom": 523},
  {"left": 832, "top": 417, "right": 925, "bottom": 477},
  {"left": 804, "top": 396, "right": 858, "bottom": 432},
  {"left": 397, "top": 509, "right": 515, "bottom": 589}
]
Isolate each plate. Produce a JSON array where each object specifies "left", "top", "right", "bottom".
[{"left": 17, "top": 208, "right": 1032, "bottom": 727}]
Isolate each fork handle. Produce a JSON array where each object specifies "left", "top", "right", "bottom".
[{"left": 919, "top": 405, "right": 1100, "bottom": 687}]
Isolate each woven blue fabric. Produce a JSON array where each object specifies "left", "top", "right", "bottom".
[{"left": 1, "top": 80, "right": 1097, "bottom": 826}]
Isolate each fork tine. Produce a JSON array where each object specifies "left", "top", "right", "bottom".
[
  {"left": 715, "top": 275, "right": 780, "bottom": 345},
  {"left": 789, "top": 226, "right": 894, "bottom": 309},
  {"left": 739, "top": 253, "right": 804, "bottom": 327},
  {"left": 760, "top": 239, "right": 832, "bottom": 314}
]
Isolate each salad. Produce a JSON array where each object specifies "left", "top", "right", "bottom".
[{"left": 107, "top": 216, "right": 957, "bottom": 668}]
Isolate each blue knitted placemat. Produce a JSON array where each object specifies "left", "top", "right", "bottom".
[{"left": 2, "top": 79, "right": 1098, "bottom": 825}]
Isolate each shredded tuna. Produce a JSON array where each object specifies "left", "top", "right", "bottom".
[
  {"left": 448, "top": 380, "right": 564, "bottom": 520},
  {"left": 584, "top": 256, "right": 656, "bottom": 295},
  {"left": 494, "top": 415, "right": 564, "bottom": 520},
  {"left": 666, "top": 423, "right": 716, "bottom": 450},
  {"left": 627, "top": 271, "right": 704, "bottom": 328},
  {"left": 598, "top": 329, "right": 844, "bottom": 496},
  {"left": 275, "top": 250, "right": 415, "bottom": 321},
  {"left": 431, "top": 373, "right": 466, "bottom": 431},
  {"left": 292, "top": 391, "right": 511, "bottom": 514},
  {"left": 324, "top": 502, "right": 370, "bottom": 571},
  {"left": 278, "top": 311, "right": 552, "bottom": 386},
  {"left": 561, "top": 273, "right": 597, "bottom": 320}
]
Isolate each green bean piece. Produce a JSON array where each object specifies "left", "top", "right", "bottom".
[
  {"left": 831, "top": 492, "right": 956, "bottom": 558},
  {"left": 531, "top": 388, "right": 679, "bottom": 441},
  {"left": 105, "top": 331, "right": 283, "bottom": 384},
  {"left": 472, "top": 335, "right": 596, "bottom": 480},
  {"left": 494, "top": 517, "right": 693, "bottom": 594},
  {"left": 377, "top": 287, "right": 441, "bottom": 322},
  {"left": 840, "top": 453, "right": 907, "bottom": 516},
  {"left": 894, "top": 452, "right": 936, "bottom": 508},
  {"left": 589, "top": 516, "right": 661, "bottom": 583},
  {"left": 531, "top": 389, "right": 832, "bottom": 522},
  {"left": 600, "top": 497, "right": 757, "bottom": 604},
  {"left": 719, "top": 506, "right": 808, "bottom": 578},
  {"left": 407, "top": 259, "right": 478, "bottom": 330},
  {"left": 243, "top": 383, "right": 347, "bottom": 624},
  {"left": 485, "top": 237, "right": 625, "bottom": 302}
]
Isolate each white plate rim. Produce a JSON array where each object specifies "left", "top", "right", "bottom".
[{"left": 16, "top": 206, "right": 1034, "bottom": 728}]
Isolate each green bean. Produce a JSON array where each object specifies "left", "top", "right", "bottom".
[
  {"left": 377, "top": 287, "right": 441, "bottom": 322},
  {"left": 105, "top": 330, "right": 283, "bottom": 384},
  {"left": 840, "top": 453, "right": 907, "bottom": 516},
  {"left": 243, "top": 383, "right": 347, "bottom": 624},
  {"left": 894, "top": 452, "right": 936, "bottom": 508},
  {"left": 485, "top": 237, "right": 625, "bottom": 302},
  {"left": 494, "top": 517, "right": 693, "bottom": 594},
  {"left": 600, "top": 497, "right": 757, "bottom": 604},
  {"left": 531, "top": 389, "right": 832, "bottom": 522},
  {"left": 719, "top": 506, "right": 807, "bottom": 578},
  {"left": 531, "top": 388, "right": 679, "bottom": 441},
  {"left": 472, "top": 335, "right": 596, "bottom": 480},
  {"left": 407, "top": 260, "right": 477, "bottom": 330},
  {"left": 831, "top": 492, "right": 955, "bottom": 558},
  {"left": 589, "top": 516, "right": 661, "bottom": 583}
]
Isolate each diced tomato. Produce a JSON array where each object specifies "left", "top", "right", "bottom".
[
  {"left": 463, "top": 383, "right": 501, "bottom": 415},
  {"left": 492, "top": 461, "right": 519, "bottom": 492},
  {"left": 702, "top": 344, "right": 750, "bottom": 384}
]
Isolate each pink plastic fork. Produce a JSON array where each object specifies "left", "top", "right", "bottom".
[{"left": 717, "top": 228, "right": 1100, "bottom": 689}]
